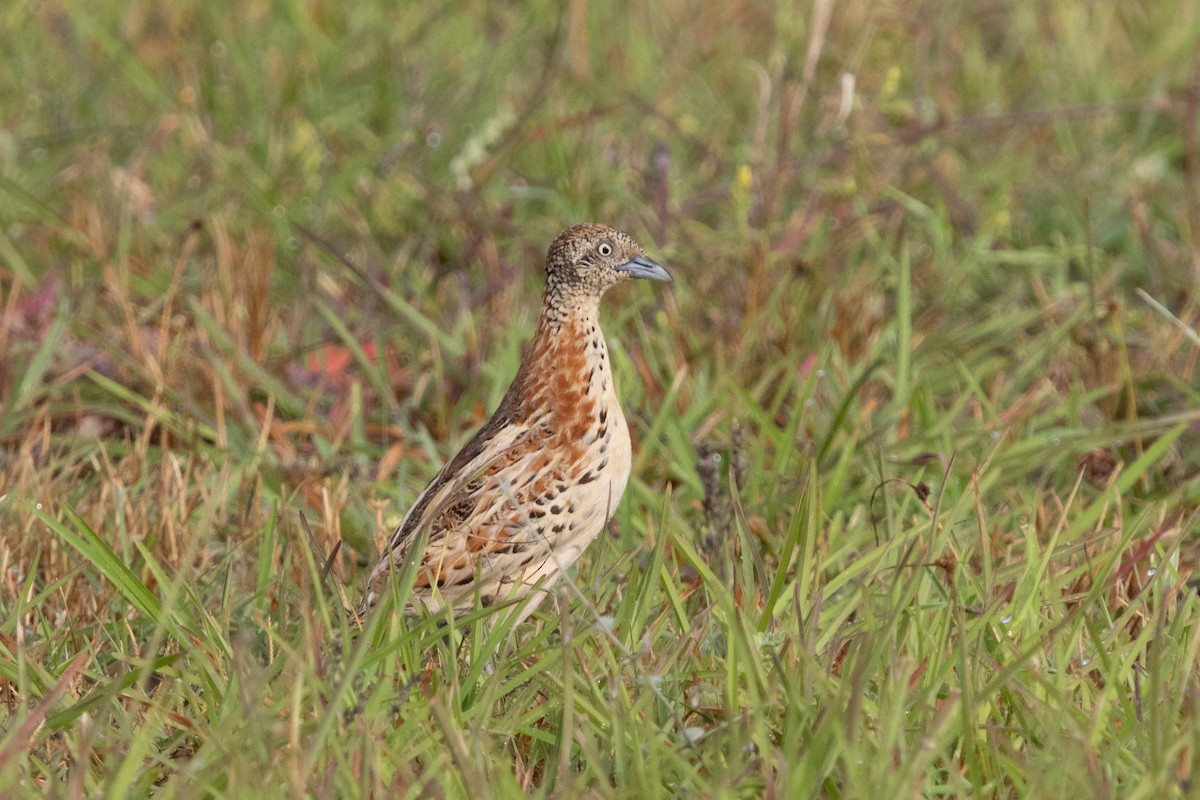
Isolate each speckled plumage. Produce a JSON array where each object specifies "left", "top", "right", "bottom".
[{"left": 360, "top": 223, "right": 671, "bottom": 623}]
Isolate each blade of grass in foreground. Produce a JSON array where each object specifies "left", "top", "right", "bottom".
[
  {"left": 0, "top": 306, "right": 68, "bottom": 437},
  {"left": 0, "top": 651, "right": 90, "bottom": 771},
  {"left": 43, "top": 652, "right": 185, "bottom": 732},
  {"left": 34, "top": 504, "right": 191, "bottom": 645}
]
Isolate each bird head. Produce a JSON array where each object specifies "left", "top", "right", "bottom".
[{"left": 545, "top": 223, "right": 671, "bottom": 299}]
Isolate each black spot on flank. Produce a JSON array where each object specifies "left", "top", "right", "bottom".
[
  {"left": 568, "top": 502, "right": 577, "bottom": 513},
  {"left": 599, "top": 407, "right": 608, "bottom": 424},
  {"left": 528, "top": 509, "right": 546, "bottom": 519},
  {"left": 578, "top": 470, "right": 596, "bottom": 485},
  {"left": 551, "top": 523, "right": 565, "bottom": 534},
  {"left": 550, "top": 504, "right": 562, "bottom": 515},
  {"left": 557, "top": 483, "right": 568, "bottom": 493}
]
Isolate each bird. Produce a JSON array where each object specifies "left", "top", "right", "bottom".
[{"left": 358, "top": 223, "right": 671, "bottom": 626}]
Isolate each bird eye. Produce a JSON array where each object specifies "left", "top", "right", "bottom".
[{"left": 597, "top": 241, "right": 614, "bottom": 257}]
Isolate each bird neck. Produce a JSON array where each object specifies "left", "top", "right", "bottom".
[
  {"left": 539, "top": 281, "right": 603, "bottom": 327},
  {"left": 509, "top": 302, "right": 610, "bottom": 423},
  {"left": 530, "top": 301, "right": 607, "bottom": 374},
  {"left": 536, "top": 295, "right": 602, "bottom": 336}
]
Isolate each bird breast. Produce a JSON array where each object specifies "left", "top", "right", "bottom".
[{"left": 523, "top": 317, "right": 633, "bottom": 532}]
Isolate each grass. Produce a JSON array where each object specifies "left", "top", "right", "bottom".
[{"left": 2, "top": 0, "right": 1200, "bottom": 796}]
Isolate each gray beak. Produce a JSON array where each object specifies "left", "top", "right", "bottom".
[{"left": 617, "top": 254, "right": 672, "bottom": 283}]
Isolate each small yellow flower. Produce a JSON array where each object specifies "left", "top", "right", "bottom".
[
  {"left": 736, "top": 164, "right": 753, "bottom": 192},
  {"left": 882, "top": 65, "right": 901, "bottom": 99}
]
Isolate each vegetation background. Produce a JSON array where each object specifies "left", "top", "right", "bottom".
[{"left": 2, "top": 0, "right": 1200, "bottom": 796}]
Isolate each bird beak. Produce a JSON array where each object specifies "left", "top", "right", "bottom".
[{"left": 617, "top": 254, "right": 672, "bottom": 283}]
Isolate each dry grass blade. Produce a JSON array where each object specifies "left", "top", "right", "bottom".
[{"left": 0, "top": 652, "right": 90, "bottom": 770}]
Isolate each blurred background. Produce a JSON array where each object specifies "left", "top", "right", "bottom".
[{"left": 3, "top": 0, "right": 1199, "bottom": 601}]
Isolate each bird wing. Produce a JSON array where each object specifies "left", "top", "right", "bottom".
[{"left": 360, "top": 413, "right": 559, "bottom": 614}]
